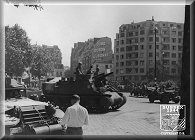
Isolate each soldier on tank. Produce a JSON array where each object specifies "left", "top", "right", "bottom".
[
  {"left": 75, "top": 62, "right": 84, "bottom": 81},
  {"left": 94, "top": 65, "right": 99, "bottom": 76}
]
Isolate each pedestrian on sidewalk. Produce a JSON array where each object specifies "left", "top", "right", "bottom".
[{"left": 60, "top": 94, "right": 89, "bottom": 135}]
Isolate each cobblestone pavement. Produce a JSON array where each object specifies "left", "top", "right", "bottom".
[{"left": 83, "top": 93, "right": 176, "bottom": 135}]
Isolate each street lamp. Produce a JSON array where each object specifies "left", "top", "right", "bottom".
[
  {"left": 154, "top": 26, "right": 158, "bottom": 82},
  {"left": 162, "top": 52, "right": 165, "bottom": 81}
]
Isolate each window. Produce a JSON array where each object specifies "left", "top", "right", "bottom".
[
  {"left": 120, "top": 55, "right": 124, "bottom": 59},
  {"left": 140, "top": 30, "right": 145, "bottom": 35},
  {"left": 149, "top": 60, "right": 153, "bottom": 65},
  {"left": 178, "top": 31, "right": 182, "bottom": 36},
  {"left": 120, "top": 62, "right": 124, "bottom": 66},
  {"left": 135, "top": 61, "right": 138, "bottom": 66},
  {"left": 156, "top": 45, "right": 159, "bottom": 49},
  {"left": 120, "top": 32, "right": 125, "bottom": 37},
  {"left": 164, "top": 60, "right": 170, "bottom": 65},
  {"left": 120, "top": 69, "right": 124, "bottom": 74},
  {"left": 126, "top": 39, "right": 132, "bottom": 44},
  {"left": 116, "top": 55, "right": 119, "bottom": 60},
  {"left": 135, "top": 38, "right": 138, "bottom": 43},
  {"left": 172, "top": 46, "right": 176, "bottom": 50},
  {"left": 126, "top": 68, "right": 132, "bottom": 74},
  {"left": 171, "top": 31, "right": 176, "bottom": 35},
  {"left": 156, "top": 37, "right": 159, "bottom": 42},
  {"left": 162, "top": 30, "right": 168, "bottom": 35},
  {"left": 116, "top": 48, "right": 119, "bottom": 53},
  {"left": 140, "top": 60, "right": 144, "bottom": 66},
  {"left": 126, "top": 53, "right": 131, "bottom": 59},
  {"left": 135, "top": 32, "right": 138, "bottom": 36},
  {"left": 116, "top": 62, "right": 119, "bottom": 67},
  {"left": 140, "top": 37, "right": 145, "bottom": 42},
  {"left": 135, "top": 68, "right": 138, "bottom": 73},
  {"left": 149, "top": 30, "right": 154, "bottom": 34},
  {"left": 120, "top": 47, "right": 125, "bottom": 52},
  {"left": 140, "top": 68, "right": 144, "bottom": 73},
  {"left": 163, "top": 23, "right": 166, "bottom": 26},
  {"left": 177, "top": 24, "right": 182, "bottom": 29},
  {"left": 126, "top": 61, "right": 132, "bottom": 66},
  {"left": 149, "top": 45, "right": 152, "bottom": 49},
  {"left": 116, "top": 69, "right": 119, "bottom": 74},
  {"left": 163, "top": 37, "right": 169, "bottom": 43},
  {"left": 135, "top": 45, "right": 138, "bottom": 50},
  {"left": 172, "top": 38, "right": 176, "bottom": 43},
  {"left": 172, "top": 61, "right": 176, "bottom": 65},
  {"left": 105, "top": 65, "right": 108, "bottom": 69},
  {"left": 140, "top": 45, "right": 144, "bottom": 50},
  {"left": 156, "top": 52, "right": 159, "bottom": 57},
  {"left": 178, "top": 38, "right": 182, "bottom": 44},
  {"left": 178, "top": 53, "right": 182, "bottom": 58},
  {"left": 171, "top": 68, "right": 176, "bottom": 74},
  {"left": 127, "top": 32, "right": 133, "bottom": 37},
  {"left": 149, "top": 52, "right": 153, "bottom": 57},
  {"left": 126, "top": 46, "right": 132, "bottom": 51},
  {"left": 172, "top": 53, "right": 176, "bottom": 58},
  {"left": 162, "top": 44, "right": 170, "bottom": 50},
  {"left": 116, "top": 41, "right": 119, "bottom": 45},
  {"left": 140, "top": 53, "right": 144, "bottom": 58},
  {"left": 120, "top": 40, "right": 125, "bottom": 45},
  {"left": 178, "top": 46, "right": 182, "bottom": 51},
  {"left": 149, "top": 37, "right": 153, "bottom": 42},
  {"left": 164, "top": 52, "right": 170, "bottom": 58}
]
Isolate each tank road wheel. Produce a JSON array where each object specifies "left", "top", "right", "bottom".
[
  {"left": 161, "top": 95, "right": 170, "bottom": 104},
  {"left": 111, "top": 93, "right": 127, "bottom": 111},
  {"left": 99, "top": 97, "right": 112, "bottom": 113}
]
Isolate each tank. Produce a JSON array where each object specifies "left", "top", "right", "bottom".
[
  {"left": 5, "top": 77, "right": 64, "bottom": 135},
  {"left": 42, "top": 72, "right": 127, "bottom": 112}
]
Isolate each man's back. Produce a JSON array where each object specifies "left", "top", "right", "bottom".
[{"left": 63, "top": 103, "right": 89, "bottom": 127}]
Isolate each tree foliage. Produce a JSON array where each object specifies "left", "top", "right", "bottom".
[
  {"left": 5, "top": 24, "right": 33, "bottom": 77},
  {"left": 30, "top": 47, "right": 50, "bottom": 79}
]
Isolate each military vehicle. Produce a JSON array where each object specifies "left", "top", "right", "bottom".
[
  {"left": 42, "top": 72, "right": 127, "bottom": 112},
  {"left": 147, "top": 86, "right": 180, "bottom": 104},
  {"left": 5, "top": 77, "right": 64, "bottom": 135}
]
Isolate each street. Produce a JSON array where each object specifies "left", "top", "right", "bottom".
[{"left": 83, "top": 93, "right": 178, "bottom": 135}]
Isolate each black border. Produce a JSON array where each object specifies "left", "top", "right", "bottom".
[{"left": 0, "top": 0, "right": 194, "bottom": 140}]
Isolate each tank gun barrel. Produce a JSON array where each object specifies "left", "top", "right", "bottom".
[{"left": 92, "top": 72, "right": 113, "bottom": 80}]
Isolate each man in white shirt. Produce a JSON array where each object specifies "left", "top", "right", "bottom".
[{"left": 60, "top": 94, "right": 89, "bottom": 135}]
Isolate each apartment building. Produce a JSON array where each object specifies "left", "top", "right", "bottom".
[
  {"left": 70, "top": 37, "right": 113, "bottom": 78},
  {"left": 114, "top": 19, "right": 184, "bottom": 82}
]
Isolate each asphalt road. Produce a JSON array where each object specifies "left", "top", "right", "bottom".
[{"left": 83, "top": 93, "right": 179, "bottom": 135}]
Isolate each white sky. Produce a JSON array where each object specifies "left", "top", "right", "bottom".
[{"left": 4, "top": 3, "right": 185, "bottom": 67}]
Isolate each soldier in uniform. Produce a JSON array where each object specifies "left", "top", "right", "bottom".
[
  {"left": 75, "top": 62, "right": 84, "bottom": 81},
  {"left": 94, "top": 65, "right": 99, "bottom": 76}
]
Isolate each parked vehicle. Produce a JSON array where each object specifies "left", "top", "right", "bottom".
[
  {"left": 147, "top": 86, "right": 180, "bottom": 104},
  {"left": 5, "top": 77, "right": 64, "bottom": 135}
]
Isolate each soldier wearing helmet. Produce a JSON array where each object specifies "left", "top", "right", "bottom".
[{"left": 75, "top": 62, "right": 84, "bottom": 81}]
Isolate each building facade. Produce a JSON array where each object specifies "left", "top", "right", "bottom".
[
  {"left": 70, "top": 37, "right": 113, "bottom": 78},
  {"left": 114, "top": 19, "right": 184, "bottom": 83}
]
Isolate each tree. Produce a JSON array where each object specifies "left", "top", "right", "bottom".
[
  {"left": 5, "top": 24, "right": 33, "bottom": 77},
  {"left": 30, "top": 47, "right": 49, "bottom": 80}
]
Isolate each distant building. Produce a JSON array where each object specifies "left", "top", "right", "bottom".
[
  {"left": 114, "top": 19, "right": 184, "bottom": 83},
  {"left": 70, "top": 37, "right": 113, "bottom": 79}
]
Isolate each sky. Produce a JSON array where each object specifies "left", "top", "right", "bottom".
[{"left": 3, "top": 3, "right": 185, "bottom": 67}]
